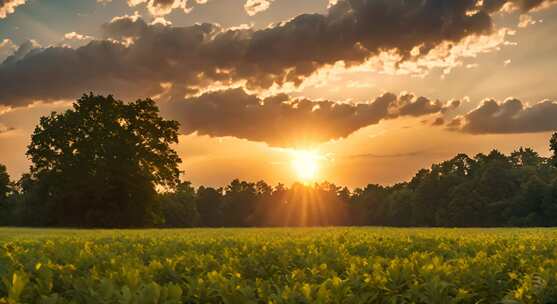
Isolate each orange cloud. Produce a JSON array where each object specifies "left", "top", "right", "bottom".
[
  {"left": 0, "top": 0, "right": 26, "bottom": 19},
  {"left": 162, "top": 88, "right": 456, "bottom": 147}
]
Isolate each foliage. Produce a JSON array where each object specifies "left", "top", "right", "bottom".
[
  {"left": 159, "top": 182, "right": 200, "bottom": 227},
  {"left": 0, "top": 165, "right": 10, "bottom": 203},
  {"left": 152, "top": 144, "right": 557, "bottom": 228},
  {"left": 4, "top": 143, "right": 557, "bottom": 228},
  {"left": 1, "top": 228, "right": 557, "bottom": 303},
  {"left": 0, "top": 165, "right": 12, "bottom": 225},
  {"left": 24, "top": 93, "right": 181, "bottom": 227},
  {"left": 551, "top": 132, "right": 557, "bottom": 166}
]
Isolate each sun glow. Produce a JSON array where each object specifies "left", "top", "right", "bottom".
[{"left": 291, "top": 150, "right": 321, "bottom": 182}]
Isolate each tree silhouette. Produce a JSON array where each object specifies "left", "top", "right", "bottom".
[
  {"left": 160, "top": 182, "right": 199, "bottom": 227},
  {"left": 196, "top": 186, "right": 224, "bottom": 227},
  {"left": 0, "top": 164, "right": 10, "bottom": 202},
  {"left": 25, "top": 93, "right": 181, "bottom": 227},
  {"left": 551, "top": 132, "right": 557, "bottom": 167},
  {"left": 223, "top": 180, "right": 258, "bottom": 227},
  {"left": 0, "top": 164, "right": 12, "bottom": 224}
]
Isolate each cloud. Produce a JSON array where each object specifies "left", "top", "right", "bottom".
[
  {"left": 244, "top": 0, "right": 273, "bottom": 16},
  {"left": 64, "top": 32, "right": 94, "bottom": 41},
  {"left": 0, "top": 0, "right": 25, "bottom": 19},
  {"left": 0, "top": 100, "right": 72, "bottom": 134},
  {"left": 1, "top": 0, "right": 556, "bottom": 107},
  {"left": 431, "top": 117, "right": 445, "bottom": 126},
  {"left": 1, "top": 39, "right": 41, "bottom": 65},
  {"left": 161, "top": 88, "right": 452, "bottom": 147},
  {"left": 151, "top": 16, "right": 172, "bottom": 26},
  {"left": 480, "top": 0, "right": 557, "bottom": 12},
  {"left": 517, "top": 14, "right": 543, "bottom": 28},
  {"left": 327, "top": 0, "right": 339, "bottom": 9},
  {"left": 447, "top": 98, "right": 557, "bottom": 134},
  {"left": 0, "top": 125, "right": 15, "bottom": 132},
  {"left": 0, "top": 39, "right": 17, "bottom": 62},
  {"left": 126, "top": 0, "right": 209, "bottom": 16}
]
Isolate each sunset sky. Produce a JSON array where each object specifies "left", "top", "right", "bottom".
[{"left": 0, "top": 0, "right": 556, "bottom": 188}]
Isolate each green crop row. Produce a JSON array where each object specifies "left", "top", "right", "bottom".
[{"left": 1, "top": 228, "right": 557, "bottom": 303}]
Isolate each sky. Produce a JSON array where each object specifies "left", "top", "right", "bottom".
[{"left": 0, "top": 0, "right": 556, "bottom": 188}]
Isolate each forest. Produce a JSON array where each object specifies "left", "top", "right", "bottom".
[{"left": 1, "top": 94, "right": 557, "bottom": 228}]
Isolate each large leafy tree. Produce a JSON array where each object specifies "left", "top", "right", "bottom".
[{"left": 26, "top": 93, "right": 181, "bottom": 227}]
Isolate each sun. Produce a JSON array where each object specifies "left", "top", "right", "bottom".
[{"left": 291, "top": 150, "right": 321, "bottom": 182}]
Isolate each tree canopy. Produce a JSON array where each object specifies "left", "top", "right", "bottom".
[
  {"left": 0, "top": 164, "right": 10, "bottom": 203},
  {"left": 551, "top": 133, "right": 557, "bottom": 166},
  {"left": 24, "top": 93, "right": 181, "bottom": 227}
]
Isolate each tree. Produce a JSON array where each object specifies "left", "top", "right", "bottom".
[
  {"left": 541, "top": 179, "right": 557, "bottom": 226},
  {"left": 350, "top": 184, "right": 389, "bottom": 225},
  {"left": 160, "top": 182, "right": 199, "bottom": 227},
  {"left": 475, "top": 150, "right": 517, "bottom": 203},
  {"left": 442, "top": 183, "right": 484, "bottom": 227},
  {"left": 222, "top": 180, "right": 257, "bottom": 226},
  {"left": 0, "top": 164, "right": 10, "bottom": 202},
  {"left": 551, "top": 133, "right": 557, "bottom": 166},
  {"left": 9, "top": 173, "right": 51, "bottom": 226},
  {"left": 386, "top": 188, "right": 413, "bottom": 226},
  {"left": 26, "top": 93, "right": 181, "bottom": 227},
  {"left": 511, "top": 147, "right": 541, "bottom": 168},
  {"left": 196, "top": 186, "right": 223, "bottom": 227},
  {"left": 0, "top": 164, "right": 12, "bottom": 224}
]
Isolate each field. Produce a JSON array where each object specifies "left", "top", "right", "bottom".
[{"left": 1, "top": 228, "right": 557, "bottom": 303}]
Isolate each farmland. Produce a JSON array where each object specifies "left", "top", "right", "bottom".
[{"left": 1, "top": 228, "right": 557, "bottom": 303}]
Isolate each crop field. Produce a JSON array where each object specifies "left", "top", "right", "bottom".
[{"left": 1, "top": 228, "right": 557, "bottom": 303}]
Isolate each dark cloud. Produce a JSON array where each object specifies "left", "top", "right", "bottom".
[
  {"left": 0, "top": 0, "right": 556, "bottom": 106},
  {"left": 448, "top": 98, "right": 557, "bottom": 134},
  {"left": 162, "top": 88, "right": 450, "bottom": 147},
  {"left": 397, "top": 94, "right": 444, "bottom": 117}
]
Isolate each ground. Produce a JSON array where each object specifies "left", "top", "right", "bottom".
[{"left": 1, "top": 227, "right": 556, "bottom": 303}]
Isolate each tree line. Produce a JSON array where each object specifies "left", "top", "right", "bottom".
[{"left": 1, "top": 93, "right": 557, "bottom": 227}]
